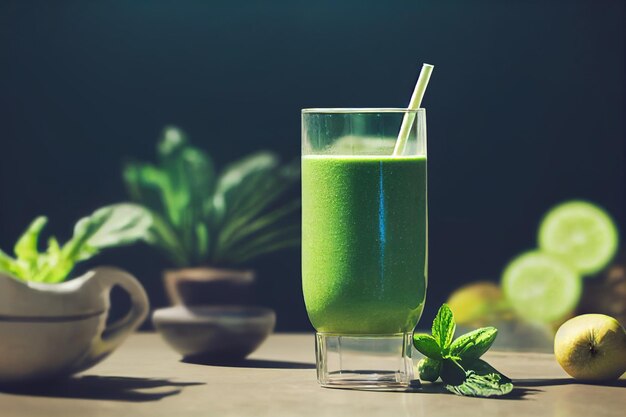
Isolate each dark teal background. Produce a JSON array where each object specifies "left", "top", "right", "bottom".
[{"left": 1, "top": 0, "right": 624, "bottom": 329}]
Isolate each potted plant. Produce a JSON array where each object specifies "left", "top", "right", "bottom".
[{"left": 123, "top": 127, "right": 300, "bottom": 306}]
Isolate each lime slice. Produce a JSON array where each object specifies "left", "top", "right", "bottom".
[
  {"left": 502, "top": 251, "right": 581, "bottom": 323},
  {"left": 538, "top": 201, "right": 618, "bottom": 275}
]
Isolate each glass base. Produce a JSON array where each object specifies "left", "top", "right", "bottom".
[{"left": 315, "top": 332, "right": 413, "bottom": 390}]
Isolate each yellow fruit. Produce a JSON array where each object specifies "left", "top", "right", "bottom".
[
  {"left": 447, "top": 281, "right": 510, "bottom": 325},
  {"left": 554, "top": 314, "right": 626, "bottom": 381}
]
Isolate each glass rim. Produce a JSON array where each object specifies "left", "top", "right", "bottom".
[{"left": 301, "top": 107, "right": 425, "bottom": 114}]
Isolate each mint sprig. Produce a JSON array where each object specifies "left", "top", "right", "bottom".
[{"left": 413, "top": 304, "right": 513, "bottom": 397}]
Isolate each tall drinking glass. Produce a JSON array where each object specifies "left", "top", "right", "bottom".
[{"left": 301, "top": 108, "right": 427, "bottom": 389}]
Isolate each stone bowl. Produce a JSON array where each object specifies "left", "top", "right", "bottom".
[{"left": 152, "top": 305, "right": 275, "bottom": 362}]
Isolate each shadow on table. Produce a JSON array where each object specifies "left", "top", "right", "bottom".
[
  {"left": 182, "top": 357, "right": 316, "bottom": 369},
  {"left": 515, "top": 378, "right": 626, "bottom": 388},
  {"left": 0, "top": 375, "right": 205, "bottom": 402}
]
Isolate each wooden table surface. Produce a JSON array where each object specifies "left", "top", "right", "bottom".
[{"left": 1, "top": 333, "right": 624, "bottom": 417}]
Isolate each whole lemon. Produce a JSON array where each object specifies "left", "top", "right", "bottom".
[{"left": 554, "top": 314, "right": 626, "bottom": 381}]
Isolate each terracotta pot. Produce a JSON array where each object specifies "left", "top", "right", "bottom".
[{"left": 163, "top": 267, "right": 255, "bottom": 306}]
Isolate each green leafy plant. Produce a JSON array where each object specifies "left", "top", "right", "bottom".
[
  {"left": 413, "top": 304, "right": 514, "bottom": 397},
  {"left": 123, "top": 126, "right": 300, "bottom": 267},
  {"left": 0, "top": 204, "right": 152, "bottom": 283}
]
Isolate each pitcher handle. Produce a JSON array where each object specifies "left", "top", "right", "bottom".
[{"left": 78, "top": 267, "right": 149, "bottom": 369}]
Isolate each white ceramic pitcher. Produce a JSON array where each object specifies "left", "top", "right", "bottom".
[{"left": 0, "top": 267, "right": 149, "bottom": 384}]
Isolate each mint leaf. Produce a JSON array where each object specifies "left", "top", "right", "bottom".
[
  {"left": 417, "top": 358, "right": 441, "bottom": 382},
  {"left": 449, "top": 326, "right": 497, "bottom": 360},
  {"left": 413, "top": 334, "right": 443, "bottom": 360},
  {"left": 440, "top": 358, "right": 466, "bottom": 386},
  {"left": 461, "top": 358, "right": 511, "bottom": 383},
  {"left": 432, "top": 304, "right": 456, "bottom": 351},
  {"left": 445, "top": 371, "right": 513, "bottom": 397}
]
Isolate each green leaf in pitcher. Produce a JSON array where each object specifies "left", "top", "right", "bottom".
[{"left": 0, "top": 204, "right": 152, "bottom": 283}]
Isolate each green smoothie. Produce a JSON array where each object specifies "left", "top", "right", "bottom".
[{"left": 302, "top": 154, "right": 427, "bottom": 334}]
